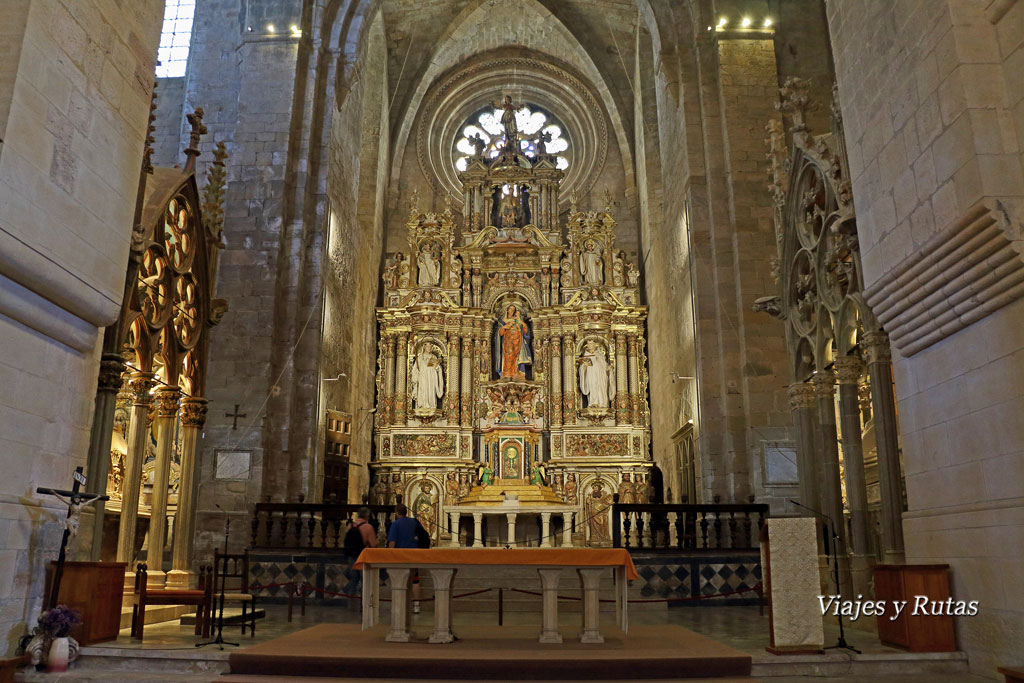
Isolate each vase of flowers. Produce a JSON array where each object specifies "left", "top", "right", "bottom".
[{"left": 36, "top": 605, "right": 82, "bottom": 672}]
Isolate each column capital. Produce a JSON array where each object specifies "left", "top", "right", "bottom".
[
  {"left": 179, "top": 397, "right": 209, "bottom": 427},
  {"left": 155, "top": 386, "right": 182, "bottom": 418},
  {"left": 861, "top": 330, "right": 891, "bottom": 365},
  {"left": 128, "top": 372, "right": 158, "bottom": 404},
  {"left": 97, "top": 353, "right": 126, "bottom": 392},
  {"left": 811, "top": 369, "right": 836, "bottom": 396},
  {"left": 787, "top": 382, "right": 816, "bottom": 408},
  {"left": 834, "top": 355, "right": 864, "bottom": 384}
]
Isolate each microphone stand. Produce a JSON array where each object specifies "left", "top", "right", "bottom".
[
  {"left": 197, "top": 516, "right": 239, "bottom": 650},
  {"left": 789, "top": 499, "right": 860, "bottom": 654}
]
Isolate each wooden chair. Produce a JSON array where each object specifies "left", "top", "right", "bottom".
[
  {"left": 214, "top": 549, "right": 257, "bottom": 636},
  {"left": 130, "top": 563, "right": 212, "bottom": 641}
]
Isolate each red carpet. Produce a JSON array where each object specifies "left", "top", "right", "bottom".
[{"left": 227, "top": 623, "right": 752, "bottom": 680}]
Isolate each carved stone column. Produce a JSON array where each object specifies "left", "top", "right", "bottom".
[
  {"left": 461, "top": 337, "right": 473, "bottom": 425},
  {"left": 394, "top": 333, "right": 409, "bottom": 424},
  {"left": 116, "top": 372, "right": 157, "bottom": 568},
  {"left": 550, "top": 264, "right": 560, "bottom": 304},
  {"left": 145, "top": 386, "right": 181, "bottom": 587},
  {"left": 446, "top": 335, "right": 460, "bottom": 424},
  {"left": 788, "top": 382, "right": 820, "bottom": 511},
  {"left": 835, "top": 356, "right": 871, "bottom": 594},
  {"left": 86, "top": 353, "right": 125, "bottom": 560},
  {"left": 562, "top": 333, "right": 576, "bottom": 422},
  {"left": 627, "top": 334, "right": 640, "bottom": 426},
  {"left": 614, "top": 333, "right": 628, "bottom": 425},
  {"left": 863, "top": 331, "right": 905, "bottom": 562},
  {"left": 550, "top": 336, "right": 563, "bottom": 427},
  {"left": 167, "top": 397, "right": 207, "bottom": 589},
  {"left": 382, "top": 334, "right": 396, "bottom": 423},
  {"left": 813, "top": 369, "right": 851, "bottom": 595}
]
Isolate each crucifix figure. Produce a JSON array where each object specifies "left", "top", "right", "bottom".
[
  {"left": 493, "top": 95, "right": 521, "bottom": 151},
  {"left": 226, "top": 404, "right": 246, "bottom": 430},
  {"left": 36, "top": 467, "right": 110, "bottom": 608}
]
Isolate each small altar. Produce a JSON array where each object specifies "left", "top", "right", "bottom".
[{"left": 371, "top": 96, "right": 651, "bottom": 548}]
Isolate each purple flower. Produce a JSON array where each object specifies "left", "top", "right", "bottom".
[{"left": 37, "top": 605, "right": 82, "bottom": 638}]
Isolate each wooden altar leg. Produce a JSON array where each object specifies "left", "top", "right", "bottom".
[
  {"left": 577, "top": 568, "right": 604, "bottom": 643},
  {"left": 428, "top": 568, "right": 457, "bottom": 643},
  {"left": 361, "top": 564, "right": 380, "bottom": 629},
  {"left": 537, "top": 568, "right": 562, "bottom": 643},
  {"left": 385, "top": 568, "right": 412, "bottom": 642},
  {"left": 540, "top": 513, "right": 552, "bottom": 548},
  {"left": 472, "top": 513, "right": 484, "bottom": 548}
]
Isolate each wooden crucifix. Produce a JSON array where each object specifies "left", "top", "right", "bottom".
[
  {"left": 36, "top": 466, "right": 109, "bottom": 609},
  {"left": 225, "top": 404, "right": 246, "bottom": 430}
]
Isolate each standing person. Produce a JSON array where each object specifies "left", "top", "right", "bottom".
[
  {"left": 343, "top": 507, "right": 377, "bottom": 603},
  {"left": 387, "top": 504, "right": 429, "bottom": 613}
]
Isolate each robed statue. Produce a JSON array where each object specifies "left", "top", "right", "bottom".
[
  {"left": 494, "top": 304, "right": 532, "bottom": 379},
  {"left": 494, "top": 94, "right": 520, "bottom": 150},
  {"left": 579, "top": 240, "right": 604, "bottom": 285},
  {"left": 579, "top": 340, "right": 614, "bottom": 409},
  {"left": 411, "top": 347, "right": 444, "bottom": 412},
  {"left": 417, "top": 243, "right": 440, "bottom": 286}
]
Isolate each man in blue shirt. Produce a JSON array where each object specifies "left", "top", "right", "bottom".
[{"left": 387, "top": 504, "right": 427, "bottom": 612}]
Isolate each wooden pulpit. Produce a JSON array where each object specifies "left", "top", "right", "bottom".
[{"left": 49, "top": 561, "right": 127, "bottom": 645}]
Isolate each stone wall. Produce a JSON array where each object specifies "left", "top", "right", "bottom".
[
  {"left": 827, "top": 0, "right": 1024, "bottom": 674},
  {"left": 0, "top": 0, "right": 162, "bottom": 653}
]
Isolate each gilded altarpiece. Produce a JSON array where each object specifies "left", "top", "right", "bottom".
[{"left": 372, "top": 115, "right": 652, "bottom": 546}]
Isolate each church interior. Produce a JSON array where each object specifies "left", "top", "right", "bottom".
[{"left": 0, "top": 0, "right": 1021, "bottom": 680}]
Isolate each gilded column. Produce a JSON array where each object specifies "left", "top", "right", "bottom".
[
  {"left": 383, "top": 334, "right": 396, "bottom": 424},
  {"left": 787, "top": 382, "right": 820, "bottom": 512},
  {"left": 627, "top": 334, "right": 640, "bottom": 425},
  {"left": 461, "top": 336, "right": 473, "bottom": 425},
  {"left": 562, "top": 333, "right": 575, "bottom": 423},
  {"left": 145, "top": 386, "right": 181, "bottom": 588},
  {"left": 86, "top": 353, "right": 125, "bottom": 560},
  {"left": 863, "top": 331, "right": 905, "bottom": 562},
  {"left": 550, "top": 336, "right": 563, "bottom": 427},
  {"left": 394, "top": 332, "right": 409, "bottom": 424},
  {"left": 116, "top": 372, "right": 157, "bottom": 567},
  {"left": 614, "top": 333, "right": 628, "bottom": 425},
  {"left": 446, "top": 335, "right": 460, "bottom": 424},
  {"left": 835, "top": 356, "right": 871, "bottom": 594},
  {"left": 813, "top": 369, "right": 851, "bottom": 596},
  {"left": 167, "top": 397, "right": 207, "bottom": 589}
]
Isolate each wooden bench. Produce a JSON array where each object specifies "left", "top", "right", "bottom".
[{"left": 131, "top": 563, "right": 212, "bottom": 641}]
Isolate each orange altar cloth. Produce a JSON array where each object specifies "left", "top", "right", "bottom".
[{"left": 354, "top": 547, "right": 639, "bottom": 581}]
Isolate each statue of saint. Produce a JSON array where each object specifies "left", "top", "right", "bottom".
[
  {"left": 579, "top": 240, "right": 604, "bottom": 285},
  {"left": 412, "top": 481, "right": 437, "bottom": 542},
  {"left": 579, "top": 340, "right": 614, "bottom": 409},
  {"left": 370, "top": 474, "right": 387, "bottom": 505},
  {"left": 478, "top": 462, "right": 493, "bottom": 486},
  {"left": 411, "top": 348, "right": 444, "bottom": 412},
  {"left": 469, "top": 132, "right": 486, "bottom": 156},
  {"left": 417, "top": 244, "right": 440, "bottom": 287},
  {"left": 499, "top": 190, "right": 519, "bottom": 228},
  {"left": 444, "top": 471, "right": 460, "bottom": 503},
  {"left": 529, "top": 463, "right": 546, "bottom": 486},
  {"left": 494, "top": 304, "right": 531, "bottom": 379},
  {"left": 494, "top": 95, "right": 520, "bottom": 150},
  {"left": 627, "top": 262, "right": 640, "bottom": 288},
  {"left": 586, "top": 481, "right": 613, "bottom": 543},
  {"left": 612, "top": 251, "right": 626, "bottom": 287},
  {"left": 534, "top": 130, "right": 552, "bottom": 155},
  {"left": 564, "top": 472, "right": 579, "bottom": 505},
  {"left": 458, "top": 471, "right": 471, "bottom": 498},
  {"left": 617, "top": 473, "right": 637, "bottom": 504}
]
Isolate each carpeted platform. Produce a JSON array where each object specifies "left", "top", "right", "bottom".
[{"left": 227, "top": 623, "right": 752, "bottom": 680}]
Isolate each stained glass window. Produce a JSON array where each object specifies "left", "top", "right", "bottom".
[
  {"left": 454, "top": 104, "right": 570, "bottom": 172},
  {"left": 156, "top": 0, "right": 196, "bottom": 78}
]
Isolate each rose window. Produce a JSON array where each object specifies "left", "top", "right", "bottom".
[{"left": 454, "top": 104, "right": 570, "bottom": 172}]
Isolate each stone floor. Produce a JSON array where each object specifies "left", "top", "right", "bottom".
[{"left": 15, "top": 604, "right": 990, "bottom": 682}]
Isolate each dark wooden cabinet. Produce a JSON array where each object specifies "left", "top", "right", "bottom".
[
  {"left": 874, "top": 564, "right": 956, "bottom": 652},
  {"left": 51, "top": 561, "right": 127, "bottom": 645}
]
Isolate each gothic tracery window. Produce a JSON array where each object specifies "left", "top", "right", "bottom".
[{"left": 453, "top": 104, "right": 571, "bottom": 172}]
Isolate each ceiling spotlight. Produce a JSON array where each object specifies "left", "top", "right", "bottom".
[
  {"left": 741, "top": 17, "right": 752, "bottom": 28},
  {"left": 266, "top": 23, "right": 276, "bottom": 33},
  {"left": 764, "top": 17, "right": 773, "bottom": 28},
  {"left": 718, "top": 17, "right": 728, "bottom": 28},
  {"left": 290, "top": 24, "right": 301, "bottom": 35}
]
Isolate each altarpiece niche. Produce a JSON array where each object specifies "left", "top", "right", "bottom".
[{"left": 372, "top": 98, "right": 650, "bottom": 547}]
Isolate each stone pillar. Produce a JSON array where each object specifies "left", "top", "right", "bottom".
[
  {"left": 116, "top": 372, "right": 157, "bottom": 567},
  {"left": 394, "top": 332, "right": 408, "bottom": 424},
  {"left": 167, "top": 397, "right": 207, "bottom": 589},
  {"left": 449, "top": 511, "right": 461, "bottom": 547},
  {"left": 428, "top": 568, "right": 458, "bottom": 643},
  {"left": 562, "top": 333, "right": 575, "bottom": 423},
  {"left": 813, "top": 369, "right": 851, "bottom": 596},
  {"left": 383, "top": 334, "right": 396, "bottom": 424},
  {"left": 145, "top": 386, "right": 181, "bottom": 588},
  {"left": 627, "top": 334, "right": 640, "bottom": 426},
  {"left": 446, "top": 335, "right": 460, "bottom": 424},
  {"left": 540, "top": 512, "right": 552, "bottom": 548},
  {"left": 86, "top": 353, "right": 125, "bottom": 560},
  {"left": 472, "top": 512, "right": 484, "bottom": 548},
  {"left": 385, "top": 568, "right": 413, "bottom": 642},
  {"left": 505, "top": 513, "right": 517, "bottom": 547},
  {"left": 787, "top": 382, "right": 820, "bottom": 511},
  {"left": 537, "top": 568, "right": 562, "bottom": 643},
  {"left": 461, "top": 337, "right": 473, "bottom": 425},
  {"left": 550, "top": 336, "right": 563, "bottom": 427},
  {"left": 863, "top": 331, "right": 905, "bottom": 562},
  {"left": 562, "top": 511, "right": 574, "bottom": 547},
  {"left": 835, "top": 356, "right": 872, "bottom": 595},
  {"left": 577, "top": 568, "right": 604, "bottom": 643},
  {"left": 615, "top": 333, "right": 628, "bottom": 425}
]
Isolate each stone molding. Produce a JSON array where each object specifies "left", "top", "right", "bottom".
[{"left": 863, "top": 200, "right": 1024, "bottom": 356}]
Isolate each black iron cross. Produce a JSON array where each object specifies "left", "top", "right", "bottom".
[
  {"left": 36, "top": 466, "right": 109, "bottom": 608},
  {"left": 226, "top": 404, "right": 246, "bottom": 430}
]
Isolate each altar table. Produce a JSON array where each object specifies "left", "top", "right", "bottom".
[{"left": 354, "top": 548, "right": 637, "bottom": 644}]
